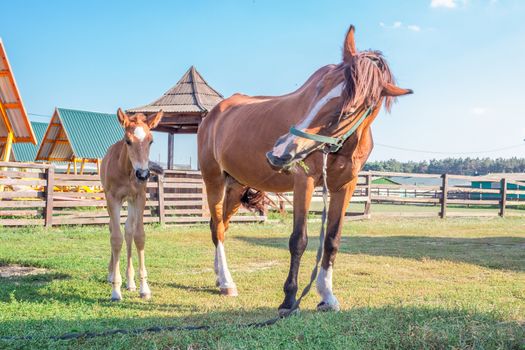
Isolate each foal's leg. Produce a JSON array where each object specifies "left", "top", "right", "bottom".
[
  {"left": 132, "top": 194, "right": 151, "bottom": 299},
  {"left": 124, "top": 201, "right": 137, "bottom": 292},
  {"left": 278, "top": 175, "right": 315, "bottom": 315},
  {"left": 204, "top": 173, "right": 238, "bottom": 296},
  {"left": 107, "top": 194, "right": 124, "bottom": 301},
  {"left": 316, "top": 178, "right": 357, "bottom": 311}
]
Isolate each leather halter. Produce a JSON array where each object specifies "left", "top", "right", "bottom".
[{"left": 289, "top": 106, "right": 372, "bottom": 153}]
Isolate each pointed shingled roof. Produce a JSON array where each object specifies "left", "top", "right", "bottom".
[{"left": 127, "top": 66, "right": 223, "bottom": 114}]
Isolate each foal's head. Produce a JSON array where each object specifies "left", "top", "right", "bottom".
[
  {"left": 267, "top": 25, "right": 413, "bottom": 169},
  {"left": 117, "top": 108, "right": 164, "bottom": 182}
]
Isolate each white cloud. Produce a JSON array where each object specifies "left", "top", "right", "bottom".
[
  {"left": 470, "top": 107, "right": 487, "bottom": 115},
  {"left": 431, "top": 0, "right": 457, "bottom": 8},
  {"left": 430, "top": 0, "right": 464, "bottom": 8},
  {"left": 380, "top": 22, "right": 421, "bottom": 33}
]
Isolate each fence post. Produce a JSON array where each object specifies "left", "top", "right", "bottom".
[
  {"left": 364, "top": 173, "right": 372, "bottom": 217},
  {"left": 440, "top": 173, "right": 448, "bottom": 219},
  {"left": 44, "top": 166, "right": 54, "bottom": 228},
  {"left": 157, "top": 174, "right": 165, "bottom": 224},
  {"left": 499, "top": 178, "right": 507, "bottom": 217}
]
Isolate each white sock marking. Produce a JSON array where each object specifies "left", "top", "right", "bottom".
[
  {"left": 216, "top": 242, "right": 236, "bottom": 289},
  {"left": 316, "top": 266, "right": 338, "bottom": 305}
]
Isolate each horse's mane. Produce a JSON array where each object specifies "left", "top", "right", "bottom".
[{"left": 343, "top": 51, "right": 396, "bottom": 113}]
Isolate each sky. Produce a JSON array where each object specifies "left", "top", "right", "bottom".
[{"left": 1, "top": 0, "right": 524, "bottom": 168}]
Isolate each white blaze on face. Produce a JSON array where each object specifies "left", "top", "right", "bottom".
[
  {"left": 134, "top": 126, "right": 146, "bottom": 142},
  {"left": 271, "top": 82, "right": 345, "bottom": 158}
]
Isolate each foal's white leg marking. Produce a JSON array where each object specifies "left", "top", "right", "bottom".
[
  {"left": 271, "top": 82, "right": 345, "bottom": 158},
  {"left": 133, "top": 126, "right": 146, "bottom": 141},
  {"left": 109, "top": 201, "right": 124, "bottom": 301},
  {"left": 316, "top": 265, "right": 339, "bottom": 308},
  {"left": 216, "top": 241, "right": 236, "bottom": 290},
  {"left": 214, "top": 250, "right": 220, "bottom": 287}
]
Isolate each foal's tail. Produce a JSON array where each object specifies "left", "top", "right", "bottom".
[
  {"left": 240, "top": 188, "right": 267, "bottom": 213},
  {"left": 148, "top": 161, "right": 164, "bottom": 176}
]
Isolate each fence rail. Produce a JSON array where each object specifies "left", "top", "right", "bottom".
[
  {"left": 1, "top": 162, "right": 524, "bottom": 227},
  {"left": 0, "top": 162, "right": 265, "bottom": 227}
]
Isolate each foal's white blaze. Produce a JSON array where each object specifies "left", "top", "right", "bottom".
[
  {"left": 134, "top": 126, "right": 146, "bottom": 141},
  {"left": 316, "top": 265, "right": 339, "bottom": 306},
  {"left": 271, "top": 82, "right": 345, "bottom": 158},
  {"left": 215, "top": 241, "right": 236, "bottom": 289}
]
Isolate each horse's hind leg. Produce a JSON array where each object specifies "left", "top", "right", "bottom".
[
  {"left": 316, "top": 178, "right": 357, "bottom": 312},
  {"left": 203, "top": 171, "right": 238, "bottom": 296}
]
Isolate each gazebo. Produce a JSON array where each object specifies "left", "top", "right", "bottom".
[
  {"left": 127, "top": 66, "right": 223, "bottom": 169},
  {"left": 0, "top": 38, "right": 36, "bottom": 161}
]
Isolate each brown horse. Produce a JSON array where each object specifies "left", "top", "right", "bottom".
[
  {"left": 198, "top": 25, "right": 412, "bottom": 313},
  {"left": 100, "top": 109, "right": 163, "bottom": 301}
]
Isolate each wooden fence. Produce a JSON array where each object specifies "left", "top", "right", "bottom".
[
  {"left": 0, "top": 161, "right": 265, "bottom": 227},
  {"left": 1, "top": 162, "right": 524, "bottom": 227}
]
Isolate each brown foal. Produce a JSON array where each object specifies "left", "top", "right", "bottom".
[{"left": 100, "top": 109, "right": 163, "bottom": 301}]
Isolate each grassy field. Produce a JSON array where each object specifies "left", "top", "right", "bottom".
[{"left": 0, "top": 217, "right": 524, "bottom": 349}]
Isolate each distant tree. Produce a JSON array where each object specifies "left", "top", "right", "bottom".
[{"left": 363, "top": 158, "right": 525, "bottom": 175}]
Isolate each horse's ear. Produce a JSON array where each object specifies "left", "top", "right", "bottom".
[
  {"left": 147, "top": 110, "right": 164, "bottom": 129},
  {"left": 343, "top": 25, "right": 357, "bottom": 63},
  {"left": 382, "top": 83, "right": 413, "bottom": 97},
  {"left": 117, "top": 108, "right": 130, "bottom": 127}
]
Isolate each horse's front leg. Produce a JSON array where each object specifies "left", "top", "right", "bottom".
[
  {"left": 132, "top": 194, "right": 151, "bottom": 299},
  {"left": 316, "top": 178, "right": 357, "bottom": 312},
  {"left": 278, "top": 175, "right": 315, "bottom": 315},
  {"left": 107, "top": 194, "right": 124, "bottom": 301},
  {"left": 124, "top": 201, "right": 137, "bottom": 292}
]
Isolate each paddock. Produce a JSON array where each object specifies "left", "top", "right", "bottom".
[{"left": 0, "top": 216, "right": 523, "bottom": 349}]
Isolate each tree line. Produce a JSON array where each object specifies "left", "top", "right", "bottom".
[{"left": 363, "top": 158, "right": 525, "bottom": 175}]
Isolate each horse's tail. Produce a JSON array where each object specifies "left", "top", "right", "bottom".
[
  {"left": 148, "top": 161, "right": 164, "bottom": 176},
  {"left": 240, "top": 188, "right": 267, "bottom": 213}
]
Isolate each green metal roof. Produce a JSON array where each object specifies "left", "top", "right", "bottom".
[
  {"left": 372, "top": 177, "right": 401, "bottom": 185},
  {"left": 58, "top": 108, "right": 123, "bottom": 159},
  {"left": 12, "top": 121, "right": 47, "bottom": 161}
]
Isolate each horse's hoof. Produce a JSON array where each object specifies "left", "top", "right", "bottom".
[
  {"left": 316, "top": 301, "right": 340, "bottom": 312},
  {"left": 140, "top": 292, "right": 152, "bottom": 300},
  {"left": 278, "top": 307, "right": 300, "bottom": 318},
  {"left": 215, "top": 279, "right": 220, "bottom": 287},
  {"left": 110, "top": 296, "right": 122, "bottom": 302},
  {"left": 219, "top": 287, "right": 238, "bottom": 297}
]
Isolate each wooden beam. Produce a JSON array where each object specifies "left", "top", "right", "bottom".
[
  {"left": 167, "top": 133, "right": 174, "bottom": 170},
  {"left": 3, "top": 102, "right": 20, "bottom": 109},
  {"left": 1, "top": 131, "right": 13, "bottom": 161}
]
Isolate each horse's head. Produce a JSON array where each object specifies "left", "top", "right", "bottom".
[
  {"left": 266, "top": 25, "right": 413, "bottom": 169},
  {"left": 117, "top": 108, "right": 164, "bottom": 182}
]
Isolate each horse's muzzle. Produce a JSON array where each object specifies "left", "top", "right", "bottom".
[
  {"left": 135, "top": 169, "right": 150, "bottom": 182},
  {"left": 266, "top": 151, "right": 294, "bottom": 169}
]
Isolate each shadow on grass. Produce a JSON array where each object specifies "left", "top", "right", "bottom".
[
  {"left": 236, "top": 235, "right": 525, "bottom": 272},
  {"left": 0, "top": 273, "right": 195, "bottom": 313},
  {"left": 0, "top": 305, "right": 522, "bottom": 349}
]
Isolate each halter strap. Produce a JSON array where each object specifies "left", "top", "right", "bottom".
[{"left": 289, "top": 107, "right": 372, "bottom": 153}]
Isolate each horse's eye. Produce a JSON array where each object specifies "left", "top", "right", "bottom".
[{"left": 125, "top": 139, "right": 131, "bottom": 146}]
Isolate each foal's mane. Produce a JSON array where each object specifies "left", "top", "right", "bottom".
[{"left": 342, "top": 51, "right": 396, "bottom": 113}]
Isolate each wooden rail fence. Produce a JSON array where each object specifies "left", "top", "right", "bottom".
[
  {"left": 1, "top": 162, "right": 524, "bottom": 227},
  {"left": 0, "top": 161, "right": 265, "bottom": 227}
]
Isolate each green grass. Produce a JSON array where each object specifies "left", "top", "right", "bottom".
[{"left": 0, "top": 217, "right": 524, "bottom": 349}]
